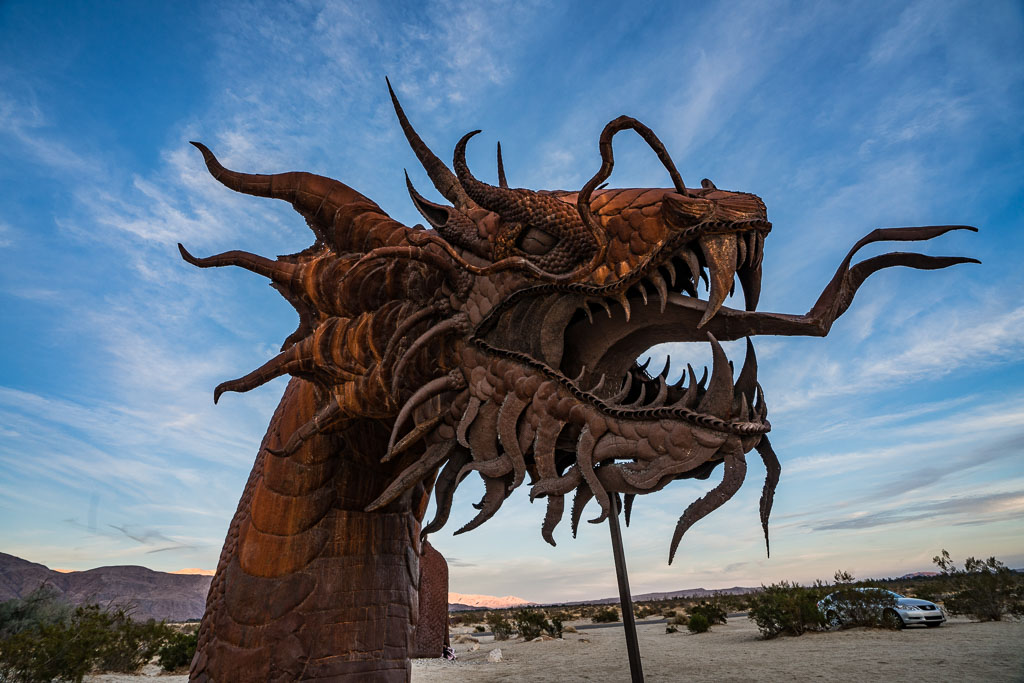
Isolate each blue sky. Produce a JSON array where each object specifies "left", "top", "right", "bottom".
[{"left": 1, "top": 0, "right": 1021, "bottom": 603}]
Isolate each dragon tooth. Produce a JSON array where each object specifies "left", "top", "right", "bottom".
[
  {"left": 637, "top": 357, "right": 651, "bottom": 376},
  {"left": 698, "top": 366, "right": 708, "bottom": 390},
  {"left": 616, "top": 292, "right": 631, "bottom": 322},
  {"left": 634, "top": 281, "right": 648, "bottom": 306},
  {"left": 736, "top": 232, "right": 747, "bottom": 268},
  {"left": 629, "top": 383, "right": 647, "bottom": 408},
  {"left": 737, "top": 389, "right": 753, "bottom": 421},
  {"left": 591, "top": 373, "right": 607, "bottom": 394},
  {"left": 582, "top": 304, "right": 594, "bottom": 324},
  {"left": 597, "top": 299, "right": 614, "bottom": 319},
  {"left": 734, "top": 337, "right": 758, "bottom": 403},
  {"left": 573, "top": 365, "right": 587, "bottom": 383},
  {"left": 738, "top": 263, "right": 762, "bottom": 312},
  {"left": 649, "top": 271, "right": 669, "bottom": 313},
  {"left": 659, "top": 355, "right": 672, "bottom": 379},
  {"left": 682, "top": 364, "right": 700, "bottom": 408},
  {"left": 663, "top": 261, "right": 677, "bottom": 287},
  {"left": 680, "top": 247, "right": 701, "bottom": 294},
  {"left": 610, "top": 373, "right": 633, "bottom": 403},
  {"left": 698, "top": 333, "right": 735, "bottom": 416},
  {"left": 698, "top": 233, "right": 739, "bottom": 328},
  {"left": 650, "top": 377, "right": 669, "bottom": 407}
]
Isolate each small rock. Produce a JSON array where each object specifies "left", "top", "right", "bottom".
[
  {"left": 562, "top": 625, "right": 578, "bottom": 633},
  {"left": 470, "top": 642, "right": 480, "bottom": 652},
  {"left": 579, "top": 637, "right": 590, "bottom": 643},
  {"left": 487, "top": 648, "right": 503, "bottom": 662}
]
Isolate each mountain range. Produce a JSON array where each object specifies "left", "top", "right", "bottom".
[{"left": 0, "top": 552, "right": 211, "bottom": 622}]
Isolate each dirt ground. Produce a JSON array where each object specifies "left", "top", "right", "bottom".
[
  {"left": 415, "top": 616, "right": 1024, "bottom": 682},
  {"left": 84, "top": 616, "right": 1024, "bottom": 682}
]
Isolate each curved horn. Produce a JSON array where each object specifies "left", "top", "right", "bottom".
[
  {"left": 496, "top": 141, "right": 508, "bottom": 189},
  {"left": 453, "top": 130, "right": 527, "bottom": 217},
  {"left": 189, "top": 142, "right": 369, "bottom": 243},
  {"left": 386, "top": 78, "right": 476, "bottom": 212},
  {"left": 577, "top": 116, "right": 686, "bottom": 252}
]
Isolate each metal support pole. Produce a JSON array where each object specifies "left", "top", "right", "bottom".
[{"left": 607, "top": 493, "right": 644, "bottom": 683}]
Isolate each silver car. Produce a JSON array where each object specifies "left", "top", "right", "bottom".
[{"left": 818, "top": 589, "right": 946, "bottom": 629}]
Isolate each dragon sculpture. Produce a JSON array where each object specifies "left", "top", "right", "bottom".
[{"left": 179, "top": 81, "right": 977, "bottom": 681}]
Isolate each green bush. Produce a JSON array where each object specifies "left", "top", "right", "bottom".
[
  {"left": 689, "top": 601, "right": 727, "bottom": 626},
  {"left": 485, "top": 612, "right": 514, "bottom": 641},
  {"left": 473, "top": 624, "right": 485, "bottom": 633},
  {"left": 157, "top": 629, "right": 198, "bottom": 672},
  {"left": 591, "top": 607, "right": 619, "bottom": 623},
  {"left": 686, "top": 613, "right": 710, "bottom": 633},
  {"left": 747, "top": 581, "right": 826, "bottom": 639},
  {"left": 0, "top": 589, "right": 175, "bottom": 682},
  {"left": 934, "top": 550, "right": 1024, "bottom": 621},
  {"left": 512, "top": 609, "right": 561, "bottom": 640}
]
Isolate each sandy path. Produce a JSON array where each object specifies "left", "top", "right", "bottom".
[
  {"left": 414, "top": 616, "right": 1024, "bottom": 682},
  {"left": 83, "top": 616, "right": 1023, "bottom": 682}
]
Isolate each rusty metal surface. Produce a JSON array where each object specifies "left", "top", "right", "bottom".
[{"left": 180, "top": 82, "right": 978, "bottom": 680}]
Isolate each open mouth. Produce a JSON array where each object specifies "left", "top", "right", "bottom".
[{"left": 473, "top": 227, "right": 771, "bottom": 435}]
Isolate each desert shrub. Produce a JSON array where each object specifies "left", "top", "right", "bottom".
[
  {"left": 591, "top": 607, "right": 620, "bottom": 623},
  {"left": 512, "top": 609, "right": 561, "bottom": 640},
  {"left": 0, "top": 590, "right": 173, "bottom": 683},
  {"left": 747, "top": 581, "right": 825, "bottom": 639},
  {"left": 687, "top": 613, "right": 710, "bottom": 633},
  {"left": 934, "top": 550, "right": 1024, "bottom": 621},
  {"left": 689, "top": 601, "right": 727, "bottom": 625},
  {"left": 634, "top": 604, "right": 657, "bottom": 619},
  {"left": 662, "top": 609, "right": 676, "bottom": 618},
  {"left": 157, "top": 629, "right": 198, "bottom": 672},
  {"left": 473, "top": 624, "right": 485, "bottom": 633},
  {"left": 665, "top": 624, "right": 678, "bottom": 634},
  {"left": 669, "top": 613, "right": 688, "bottom": 626},
  {"left": 485, "top": 612, "right": 514, "bottom": 641}
]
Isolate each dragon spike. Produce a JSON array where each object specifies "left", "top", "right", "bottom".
[
  {"left": 387, "top": 77, "right": 476, "bottom": 212},
  {"left": 392, "top": 315, "right": 468, "bottom": 394},
  {"left": 367, "top": 440, "right": 454, "bottom": 511},
  {"left": 456, "top": 396, "right": 482, "bottom": 449},
  {"left": 405, "top": 171, "right": 492, "bottom": 257},
  {"left": 755, "top": 436, "right": 781, "bottom": 557},
  {"left": 497, "top": 392, "right": 529, "bottom": 490},
  {"left": 454, "top": 474, "right": 511, "bottom": 535},
  {"left": 496, "top": 141, "right": 508, "bottom": 189},
  {"left": 570, "top": 485, "right": 595, "bottom": 538},
  {"left": 387, "top": 371, "right": 466, "bottom": 456},
  {"left": 381, "top": 413, "right": 443, "bottom": 464},
  {"left": 623, "top": 493, "right": 635, "bottom": 527},
  {"left": 213, "top": 344, "right": 305, "bottom": 404},
  {"left": 577, "top": 425, "right": 612, "bottom": 524},
  {"left": 178, "top": 244, "right": 299, "bottom": 285},
  {"left": 421, "top": 449, "right": 471, "bottom": 537},
  {"left": 650, "top": 271, "right": 669, "bottom": 313},
  {"left": 266, "top": 396, "right": 341, "bottom": 459},
  {"left": 668, "top": 449, "right": 748, "bottom": 565},
  {"left": 540, "top": 494, "right": 564, "bottom": 546}
]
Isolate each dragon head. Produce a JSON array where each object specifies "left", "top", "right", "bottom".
[{"left": 181, "top": 81, "right": 975, "bottom": 564}]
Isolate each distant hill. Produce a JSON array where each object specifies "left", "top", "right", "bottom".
[
  {"left": 551, "top": 585, "right": 759, "bottom": 607},
  {"left": 0, "top": 552, "right": 211, "bottom": 622},
  {"left": 448, "top": 592, "right": 534, "bottom": 610}
]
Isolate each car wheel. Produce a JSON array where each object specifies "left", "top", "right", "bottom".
[
  {"left": 882, "top": 609, "right": 904, "bottom": 630},
  {"left": 825, "top": 610, "right": 841, "bottom": 630}
]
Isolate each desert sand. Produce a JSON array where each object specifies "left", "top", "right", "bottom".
[{"left": 84, "top": 616, "right": 1024, "bottom": 682}]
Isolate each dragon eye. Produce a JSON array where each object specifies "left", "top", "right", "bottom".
[{"left": 518, "top": 227, "right": 558, "bottom": 255}]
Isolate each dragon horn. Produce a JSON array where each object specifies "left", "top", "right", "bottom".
[{"left": 387, "top": 78, "right": 477, "bottom": 213}]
